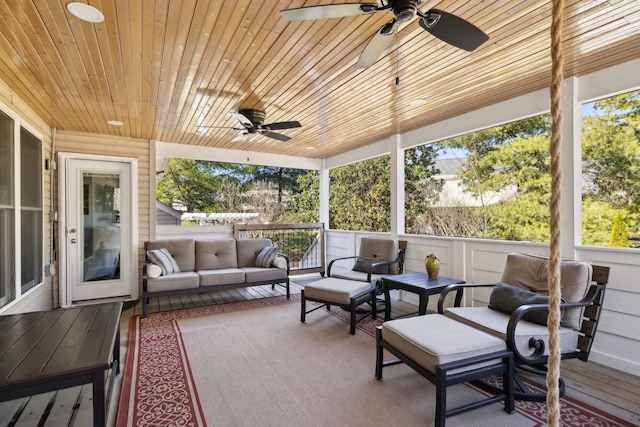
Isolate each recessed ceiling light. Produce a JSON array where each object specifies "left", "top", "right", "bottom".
[
  {"left": 107, "top": 120, "right": 123, "bottom": 126},
  {"left": 67, "top": 2, "right": 104, "bottom": 23},
  {"left": 305, "top": 146, "right": 315, "bottom": 150},
  {"left": 409, "top": 98, "right": 427, "bottom": 106}
]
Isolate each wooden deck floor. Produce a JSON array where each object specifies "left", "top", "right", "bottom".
[{"left": 2, "top": 276, "right": 639, "bottom": 426}]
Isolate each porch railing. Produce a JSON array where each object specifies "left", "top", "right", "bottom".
[{"left": 234, "top": 223, "right": 325, "bottom": 275}]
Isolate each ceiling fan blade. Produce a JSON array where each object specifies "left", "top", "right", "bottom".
[
  {"left": 230, "top": 111, "right": 253, "bottom": 128},
  {"left": 419, "top": 9, "right": 489, "bottom": 52},
  {"left": 280, "top": 4, "right": 378, "bottom": 21},
  {"left": 356, "top": 21, "right": 397, "bottom": 69},
  {"left": 264, "top": 120, "right": 301, "bottom": 130},
  {"left": 261, "top": 130, "right": 291, "bottom": 142}
]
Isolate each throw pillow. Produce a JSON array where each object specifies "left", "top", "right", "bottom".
[
  {"left": 147, "top": 248, "right": 180, "bottom": 276},
  {"left": 146, "top": 263, "right": 162, "bottom": 279},
  {"left": 255, "top": 246, "right": 278, "bottom": 268},
  {"left": 352, "top": 257, "right": 389, "bottom": 275},
  {"left": 488, "top": 282, "right": 561, "bottom": 326}
]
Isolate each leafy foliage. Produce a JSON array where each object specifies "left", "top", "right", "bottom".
[
  {"left": 329, "top": 156, "right": 391, "bottom": 232},
  {"left": 609, "top": 211, "right": 631, "bottom": 248}
]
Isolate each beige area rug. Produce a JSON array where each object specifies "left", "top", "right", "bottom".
[{"left": 117, "top": 295, "right": 635, "bottom": 427}]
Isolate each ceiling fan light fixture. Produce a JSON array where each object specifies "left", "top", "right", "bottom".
[{"left": 66, "top": 2, "right": 105, "bottom": 23}]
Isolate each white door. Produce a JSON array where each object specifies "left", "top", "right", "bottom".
[{"left": 60, "top": 154, "right": 138, "bottom": 305}]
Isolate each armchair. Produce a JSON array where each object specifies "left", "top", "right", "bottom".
[
  {"left": 301, "top": 238, "right": 406, "bottom": 334},
  {"left": 437, "top": 252, "right": 609, "bottom": 401}
]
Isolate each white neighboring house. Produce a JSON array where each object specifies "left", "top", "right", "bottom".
[{"left": 433, "top": 158, "right": 516, "bottom": 207}]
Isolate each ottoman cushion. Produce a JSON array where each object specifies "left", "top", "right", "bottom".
[
  {"left": 304, "top": 278, "right": 373, "bottom": 305},
  {"left": 382, "top": 314, "right": 506, "bottom": 374}
]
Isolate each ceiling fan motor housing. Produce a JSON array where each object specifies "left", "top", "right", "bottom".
[
  {"left": 238, "top": 109, "right": 266, "bottom": 126},
  {"left": 393, "top": 0, "right": 419, "bottom": 22}
]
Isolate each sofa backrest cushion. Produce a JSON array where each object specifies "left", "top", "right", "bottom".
[
  {"left": 146, "top": 239, "right": 195, "bottom": 272},
  {"left": 500, "top": 253, "right": 592, "bottom": 329},
  {"left": 196, "top": 239, "right": 238, "bottom": 270},
  {"left": 236, "top": 238, "right": 274, "bottom": 268}
]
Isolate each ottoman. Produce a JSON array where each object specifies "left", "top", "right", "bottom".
[
  {"left": 376, "top": 314, "right": 514, "bottom": 426},
  {"left": 301, "top": 277, "right": 377, "bottom": 334}
]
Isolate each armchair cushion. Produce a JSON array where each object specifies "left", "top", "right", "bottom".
[
  {"left": 352, "top": 257, "right": 389, "bottom": 274},
  {"left": 358, "top": 238, "right": 400, "bottom": 274},
  {"left": 500, "top": 253, "right": 592, "bottom": 329}
]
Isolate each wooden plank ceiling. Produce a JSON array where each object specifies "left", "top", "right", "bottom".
[{"left": 0, "top": 1, "right": 638, "bottom": 159}]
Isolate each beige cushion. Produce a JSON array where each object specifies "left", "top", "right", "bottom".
[
  {"left": 146, "top": 263, "right": 162, "bottom": 279},
  {"left": 445, "top": 306, "right": 579, "bottom": 357},
  {"left": 500, "top": 253, "right": 592, "bottom": 329},
  {"left": 272, "top": 256, "right": 287, "bottom": 269},
  {"left": 382, "top": 314, "right": 506, "bottom": 375},
  {"left": 146, "top": 272, "right": 199, "bottom": 292},
  {"left": 304, "top": 278, "right": 373, "bottom": 305},
  {"left": 242, "top": 267, "right": 287, "bottom": 283},
  {"left": 358, "top": 238, "right": 400, "bottom": 274},
  {"left": 146, "top": 239, "right": 195, "bottom": 272},
  {"left": 198, "top": 268, "right": 245, "bottom": 286},
  {"left": 236, "top": 238, "right": 273, "bottom": 268},
  {"left": 196, "top": 239, "right": 238, "bottom": 270},
  {"left": 330, "top": 270, "right": 385, "bottom": 283}
]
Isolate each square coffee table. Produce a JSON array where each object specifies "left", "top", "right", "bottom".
[{"left": 380, "top": 272, "right": 464, "bottom": 320}]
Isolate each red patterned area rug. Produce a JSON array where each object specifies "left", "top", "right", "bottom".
[{"left": 117, "top": 295, "right": 635, "bottom": 427}]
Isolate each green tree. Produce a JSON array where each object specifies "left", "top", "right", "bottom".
[
  {"left": 156, "top": 159, "right": 242, "bottom": 212},
  {"left": 277, "top": 172, "right": 319, "bottom": 223},
  {"left": 404, "top": 145, "right": 444, "bottom": 233},
  {"left": 433, "top": 115, "right": 552, "bottom": 241},
  {"left": 609, "top": 211, "right": 631, "bottom": 247},
  {"left": 329, "top": 156, "right": 391, "bottom": 232},
  {"left": 245, "top": 166, "right": 308, "bottom": 203}
]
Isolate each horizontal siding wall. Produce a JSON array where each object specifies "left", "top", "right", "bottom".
[
  {"left": 55, "top": 131, "right": 151, "bottom": 299},
  {"left": 325, "top": 229, "right": 640, "bottom": 377}
]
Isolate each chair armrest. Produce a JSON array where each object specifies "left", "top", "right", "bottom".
[
  {"left": 506, "top": 283, "right": 604, "bottom": 363},
  {"left": 437, "top": 282, "right": 496, "bottom": 314},
  {"left": 277, "top": 253, "right": 290, "bottom": 275},
  {"left": 327, "top": 255, "right": 358, "bottom": 276}
]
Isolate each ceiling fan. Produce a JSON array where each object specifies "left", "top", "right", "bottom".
[
  {"left": 280, "top": 0, "right": 489, "bottom": 69},
  {"left": 199, "top": 109, "right": 302, "bottom": 142}
]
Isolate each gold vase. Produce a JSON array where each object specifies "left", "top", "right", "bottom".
[{"left": 425, "top": 253, "right": 441, "bottom": 279}]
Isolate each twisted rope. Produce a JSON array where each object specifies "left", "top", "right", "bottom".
[{"left": 547, "top": 0, "right": 565, "bottom": 425}]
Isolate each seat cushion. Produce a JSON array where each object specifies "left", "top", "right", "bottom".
[
  {"left": 242, "top": 267, "right": 287, "bottom": 283},
  {"left": 330, "top": 270, "right": 384, "bottom": 283},
  {"left": 304, "top": 278, "right": 374, "bottom": 305},
  {"left": 444, "top": 306, "right": 579, "bottom": 358},
  {"left": 382, "top": 314, "right": 506, "bottom": 375},
  {"left": 146, "top": 272, "right": 199, "bottom": 292},
  {"left": 198, "top": 268, "right": 245, "bottom": 286}
]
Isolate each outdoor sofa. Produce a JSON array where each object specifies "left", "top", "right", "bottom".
[{"left": 142, "top": 238, "right": 290, "bottom": 316}]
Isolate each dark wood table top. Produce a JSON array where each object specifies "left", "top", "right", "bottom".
[
  {"left": 0, "top": 302, "right": 122, "bottom": 393},
  {"left": 381, "top": 272, "right": 464, "bottom": 291}
]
